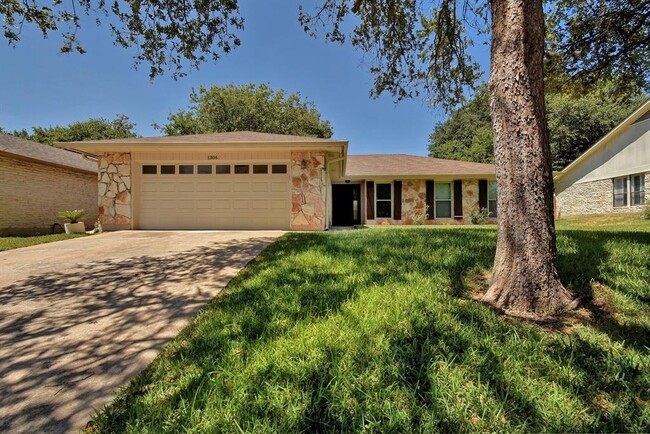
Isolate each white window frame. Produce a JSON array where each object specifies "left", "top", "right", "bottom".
[
  {"left": 613, "top": 174, "right": 645, "bottom": 208},
  {"left": 434, "top": 182, "right": 453, "bottom": 219},
  {"left": 375, "top": 183, "right": 393, "bottom": 219},
  {"left": 488, "top": 181, "right": 498, "bottom": 217},
  {"left": 631, "top": 174, "right": 646, "bottom": 206}
]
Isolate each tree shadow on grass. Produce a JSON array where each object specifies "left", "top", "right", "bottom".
[
  {"left": 0, "top": 237, "right": 274, "bottom": 434},
  {"left": 412, "top": 228, "right": 650, "bottom": 430},
  {"left": 556, "top": 230, "right": 650, "bottom": 352},
  {"left": 87, "top": 228, "right": 650, "bottom": 432}
]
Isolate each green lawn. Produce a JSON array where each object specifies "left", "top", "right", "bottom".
[
  {"left": 88, "top": 216, "right": 650, "bottom": 433},
  {"left": 0, "top": 233, "right": 86, "bottom": 251},
  {"left": 557, "top": 214, "right": 650, "bottom": 232}
]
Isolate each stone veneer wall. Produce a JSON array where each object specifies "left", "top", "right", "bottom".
[
  {"left": 462, "top": 179, "right": 480, "bottom": 218},
  {"left": 290, "top": 151, "right": 327, "bottom": 230},
  {"left": 556, "top": 172, "right": 650, "bottom": 217},
  {"left": 373, "top": 178, "right": 487, "bottom": 225},
  {"left": 400, "top": 179, "right": 428, "bottom": 224},
  {"left": 97, "top": 153, "right": 132, "bottom": 230}
]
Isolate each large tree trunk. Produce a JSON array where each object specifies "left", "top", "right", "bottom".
[{"left": 483, "top": 0, "right": 573, "bottom": 313}]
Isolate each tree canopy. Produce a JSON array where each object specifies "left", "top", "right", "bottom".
[
  {"left": 7, "top": 115, "right": 137, "bottom": 145},
  {"left": 156, "top": 83, "right": 333, "bottom": 138},
  {"left": 429, "top": 82, "right": 646, "bottom": 170},
  {"left": 1, "top": 0, "right": 243, "bottom": 79},
  {"left": 2, "top": 1, "right": 648, "bottom": 100}
]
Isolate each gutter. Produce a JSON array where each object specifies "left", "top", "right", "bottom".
[{"left": 63, "top": 147, "right": 98, "bottom": 162}]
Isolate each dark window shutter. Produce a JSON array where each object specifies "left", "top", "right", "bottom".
[
  {"left": 367, "top": 181, "right": 375, "bottom": 220},
  {"left": 453, "top": 180, "right": 463, "bottom": 218},
  {"left": 426, "top": 180, "right": 435, "bottom": 219},
  {"left": 478, "top": 179, "right": 488, "bottom": 210},
  {"left": 393, "top": 180, "right": 402, "bottom": 220}
]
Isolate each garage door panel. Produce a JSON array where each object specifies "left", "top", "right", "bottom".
[
  {"left": 251, "top": 182, "right": 268, "bottom": 192},
  {"left": 271, "top": 182, "right": 288, "bottom": 192},
  {"left": 177, "top": 182, "right": 196, "bottom": 193},
  {"left": 214, "top": 183, "right": 232, "bottom": 192},
  {"left": 176, "top": 200, "right": 194, "bottom": 209},
  {"left": 141, "top": 182, "right": 159, "bottom": 193},
  {"left": 196, "top": 182, "right": 213, "bottom": 192},
  {"left": 158, "top": 182, "right": 177, "bottom": 192},
  {"left": 233, "top": 182, "right": 250, "bottom": 192},
  {"left": 214, "top": 200, "right": 232, "bottom": 209},
  {"left": 271, "top": 200, "right": 288, "bottom": 209},
  {"left": 138, "top": 163, "right": 290, "bottom": 230},
  {"left": 233, "top": 200, "right": 249, "bottom": 209}
]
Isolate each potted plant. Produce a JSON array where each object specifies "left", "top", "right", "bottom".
[{"left": 58, "top": 209, "right": 87, "bottom": 234}]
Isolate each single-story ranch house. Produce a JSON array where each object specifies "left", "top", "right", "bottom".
[
  {"left": 0, "top": 132, "right": 98, "bottom": 236},
  {"left": 555, "top": 100, "right": 649, "bottom": 216},
  {"left": 61, "top": 131, "right": 496, "bottom": 231}
]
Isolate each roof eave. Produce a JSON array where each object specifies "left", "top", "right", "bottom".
[
  {"left": 55, "top": 140, "right": 349, "bottom": 154},
  {"left": 343, "top": 173, "right": 496, "bottom": 179},
  {"left": 0, "top": 149, "right": 97, "bottom": 174},
  {"left": 556, "top": 99, "right": 650, "bottom": 180}
]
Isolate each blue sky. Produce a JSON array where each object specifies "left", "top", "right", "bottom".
[{"left": 0, "top": 1, "right": 490, "bottom": 156}]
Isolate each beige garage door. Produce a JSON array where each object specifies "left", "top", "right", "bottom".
[{"left": 137, "top": 163, "right": 290, "bottom": 230}]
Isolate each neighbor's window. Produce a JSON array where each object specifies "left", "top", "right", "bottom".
[
  {"left": 142, "top": 165, "right": 157, "bottom": 175},
  {"left": 234, "top": 165, "right": 250, "bottom": 174},
  {"left": 488, "top": 181, "right": 498, "bottom": 217},
  {"left": 216, "top": 165, "right": 231, "bottom": 174},
  {"left": 197, "top": 165, "right": 212, "bottom": 174},
  {"left": 179, "top": 165, "right": 194, "bottom": 175},
  {"left": 253, "top": 164, "right": 269, "bottom": 174},
  {"left": 631, "top": 174, "right": 645, "bottom": 206},
  {"left": 272, "top": 164, "right": 288, "bottom": 174},
  {"left": 376, "top": 183, "right": 392, "bottom": 218},
  {"left": 613, "top": 176, "right": 629, "bottom": 207},
  {"left": 160, "top": 165, "right": 175, "bottom": 175},
  {"left": 435, "top": 182, "right": 452, "bottom": 218}
]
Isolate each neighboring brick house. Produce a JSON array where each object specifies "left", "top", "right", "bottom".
[
  {"left": 60, "top": 131, "right": 496, "bottom": 231},
  {"left": 555, "top": 100, "right": 650, "bottom": 217},
  {"left": 0, "top": 133, "right": 98, "bottom": 236}
]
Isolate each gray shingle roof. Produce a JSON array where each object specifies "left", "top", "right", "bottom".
[
  {"left": 346, "top": 154, "right": 495, "bottom": 176},
  {"left": 0, "top": 132, "right": 97, "bottom": 173}
]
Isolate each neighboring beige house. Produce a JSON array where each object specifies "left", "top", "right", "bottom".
[
  {"left": 61, "top": 131, "right": 496, "bottom": 231},
  {"left": 0, "top": 133, "right": 98, "bottom": 236},
  {"left": 555, "top": 100, "right": 650, "bottom": 217}
]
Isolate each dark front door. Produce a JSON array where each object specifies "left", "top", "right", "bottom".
[{"left": 332, "top": 184, "right": 361, "bottom": 226}]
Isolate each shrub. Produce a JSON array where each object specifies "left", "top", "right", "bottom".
[
  {"left": 643, "top": 203, "right": 650, "bottom": 220},
  {"left": 470, "top": 207, "right": 490, "bottom": 225},
  {"left": 58, "top": 209, "right": 86, "bottom": 223}
]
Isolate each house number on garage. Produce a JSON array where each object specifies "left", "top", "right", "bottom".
[{"left": 207, "top": 155, "right": 220, "bottom": 160}]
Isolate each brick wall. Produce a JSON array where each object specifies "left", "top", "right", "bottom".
[
  {"left": 0, "top": 155, "right": 98, "bottom": 235},
  {"left": 556, "top": 172, "right": 650, "bottom": 217}
]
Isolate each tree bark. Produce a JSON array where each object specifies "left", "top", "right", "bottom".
[{"left": 483, "top": 0, "right": 573, "bottom": 313}]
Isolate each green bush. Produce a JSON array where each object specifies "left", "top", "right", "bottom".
[
  {"left": 470, "top": 207, "right": 490, "bottom": 224},
  {"left": 643, "top": 203, "right": 650, "bottom": 220},
  {"left": 58, "top": 209, "right": 86, "bottom": 223}
]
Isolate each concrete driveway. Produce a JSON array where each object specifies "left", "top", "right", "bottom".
[{"left": 0, "top": 230, "right": 282, "bottom": 433}]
